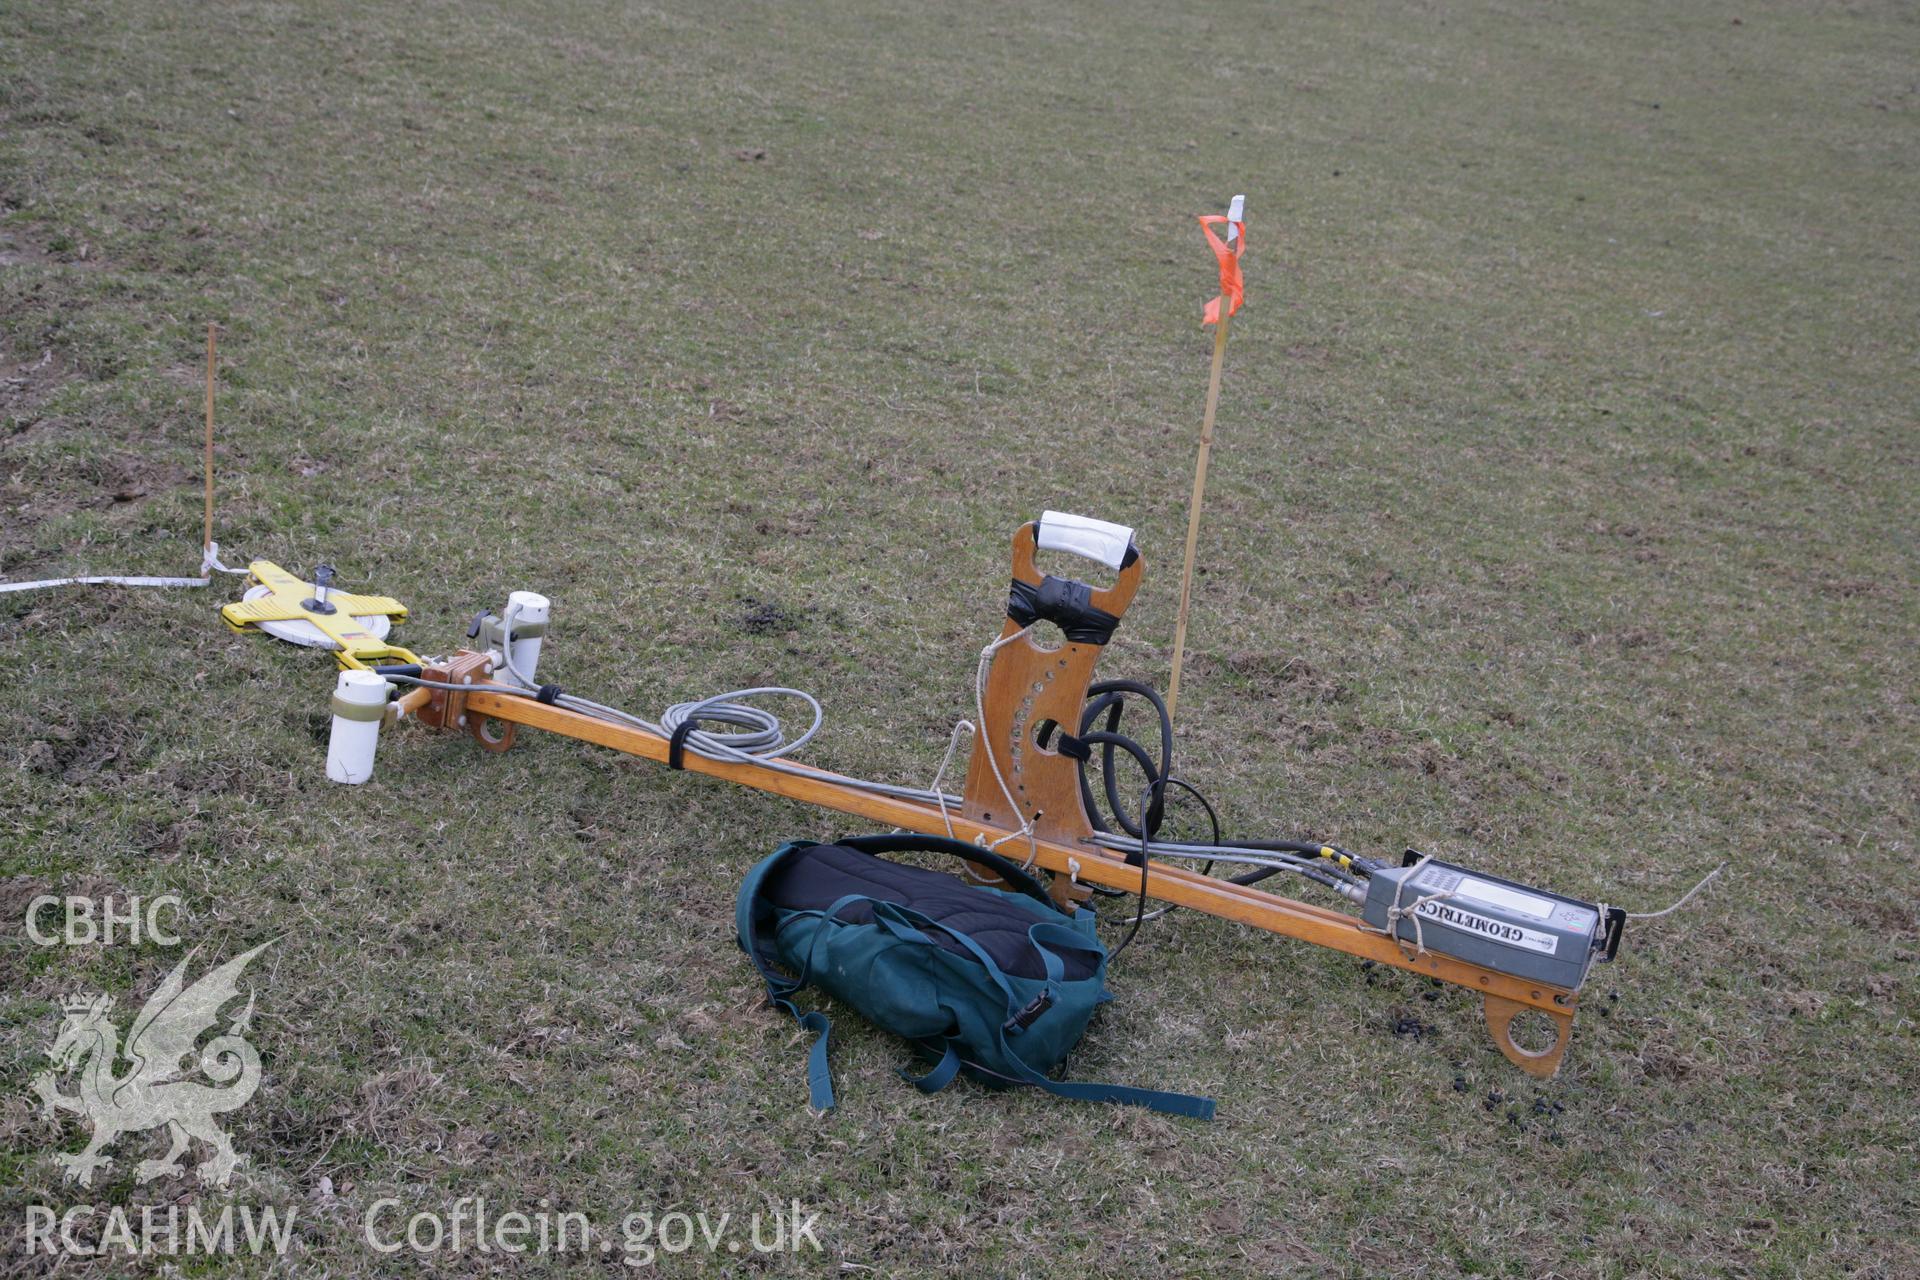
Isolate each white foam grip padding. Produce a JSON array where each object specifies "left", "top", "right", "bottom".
[{"left": 1037, "top": 510, "right": 1134, "bottom": 570}]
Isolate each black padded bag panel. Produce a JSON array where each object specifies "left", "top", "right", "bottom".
[{"left": 761, "top": 842, "right": 1097, "bottom": 982}]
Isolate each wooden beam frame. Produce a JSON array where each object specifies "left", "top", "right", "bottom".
[
  {"left": 448, "top": 688, "right": 1577, "bottom": 1078},
  {"left": 405, "top": 520, "right": 1579, "bottom": 1077}
]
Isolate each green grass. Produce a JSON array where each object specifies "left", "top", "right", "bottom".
[{"left": 2, "top": 0, "right": 1916, "bottom": 1275}]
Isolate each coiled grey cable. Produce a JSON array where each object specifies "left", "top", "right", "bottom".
[{"left": 658, "top": 688, "right": 824, "bottom": 760}]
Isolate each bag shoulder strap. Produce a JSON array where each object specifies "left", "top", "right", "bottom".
[
  {"left": 1022, "top": 1073, "right": 1216, "bottom": 1120},
  {"left": 899, "top": 1037, "right": 1215, "bottom": 1121},
  {"left": 736, "top": 842, "right": 840, "bottom": 1110},
  {"left": 834, "top": 833, "right": 1062, "bottom": 916}
]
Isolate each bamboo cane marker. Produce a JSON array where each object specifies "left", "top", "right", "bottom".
[
  {"left": 203, "top": 323, "right": 217, "bottom": 556},
  {"left": 1167, "top": 195, "right": 1244, "bottom": 720}
]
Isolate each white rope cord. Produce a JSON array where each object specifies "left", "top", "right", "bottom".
[
  {"left": 973, "top": 626, "right": 1040, "bottom": 868},
  {"left": 927, "top": 718, "right": 975, "bottom": 841},
  {"left": 1609, "top": 862, "right": 1727, "bottom": 921},
  {"left": 1365, "top": 852, "right": 1458, "bottom": 958}
]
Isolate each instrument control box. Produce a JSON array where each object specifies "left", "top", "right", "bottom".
[{"left": 1361, "top": 853, "right": 1624, "bottom": 990}]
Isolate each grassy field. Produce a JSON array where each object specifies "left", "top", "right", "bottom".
[{"left": 2, "top": 0, "right": 1916, "bottom": 1275}]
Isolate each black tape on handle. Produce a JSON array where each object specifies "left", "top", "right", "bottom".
[{"left": 1006, "top": 575, "right": 1122, "bottom": 645}]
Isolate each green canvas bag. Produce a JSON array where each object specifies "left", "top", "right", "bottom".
[{"left": 736, "top": 834, "right": 1213, "bottom": 1119}]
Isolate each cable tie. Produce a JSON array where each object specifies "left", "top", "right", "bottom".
[{"left": 667, "top": 717, "right": 697, "bottom": 770}]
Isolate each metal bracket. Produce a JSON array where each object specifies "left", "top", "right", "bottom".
[{"left": 413, "top": 651, "right": 499, "bottom": 738}]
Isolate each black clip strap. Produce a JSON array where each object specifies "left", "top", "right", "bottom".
[
  {"left": 535, "top": 684, "right": 562, "bottom": 705},
  {"left": 1002, "top": 991, "right": 1054, "bottom": 1036},
  {"left": 1601, "top": 906, "right": 1628, "bottom": 962},
  {"left": 1033, "top": 719, "right": 1093, "bottom": 761},
  {"left": 667, "top": 718, "right": 697, "bottom": 770}
]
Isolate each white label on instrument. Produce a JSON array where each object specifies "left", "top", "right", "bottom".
[
  {"left": 1453, "top": 875, "right": 1557, "bottom": 923},
  {"left": 1413, "top": 900, "right": 1559, "bottom": 955}
]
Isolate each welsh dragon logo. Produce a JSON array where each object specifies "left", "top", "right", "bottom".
[{"left": 30, "top": 942, "right": 271, "bottom": 1189}]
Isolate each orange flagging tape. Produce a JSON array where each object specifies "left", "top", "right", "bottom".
[{"left": 1197, "top": 214, "right": 1246, "bottom": 325}]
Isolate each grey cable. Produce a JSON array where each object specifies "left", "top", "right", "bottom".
[
  {"left": 383, "top": 669, "right": 958, "bottom": 808},
  {"left": 1092, "top": 835, "right": 1365, "bottom": 889},
  {"left": 414, "top": 613, "right": 1367, "bottom": 909}
]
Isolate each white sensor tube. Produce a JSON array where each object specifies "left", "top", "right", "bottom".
[
  {"left": 326, "top": 669, "right": 388, "bottom": 785},
  {"left": 505, "top": 590, "right": 550, "bottom": 682}
]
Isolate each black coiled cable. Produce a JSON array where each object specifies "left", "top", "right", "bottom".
[
  {"left": 1070, "top": 678, "right": 1374, "bottom": 955},
  {"left": 1074, "top": 679, "right": 1285, "bottom": 886}
]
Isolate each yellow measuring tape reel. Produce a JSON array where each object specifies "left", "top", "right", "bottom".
[{"left": 220, "top": 560, "right": 422, "bottom": 670}]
